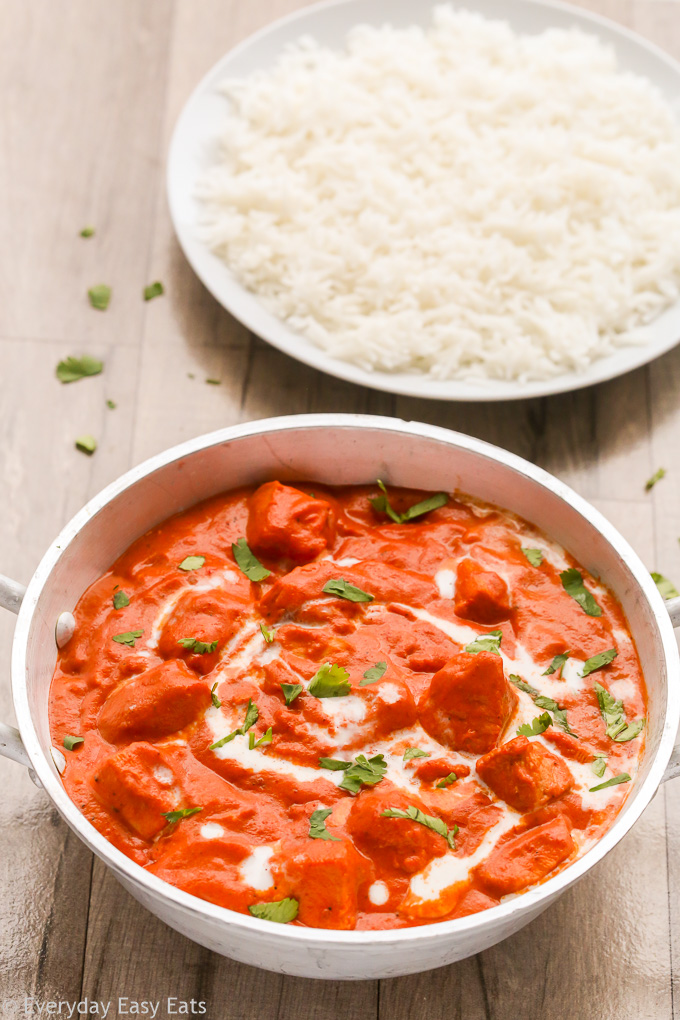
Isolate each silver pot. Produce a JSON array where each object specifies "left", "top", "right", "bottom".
[{"left": 1, "top": 414, "right": 678, "bottom": 980}]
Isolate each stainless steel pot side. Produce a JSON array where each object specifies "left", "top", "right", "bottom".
[{"left": 1, "top": 415, "right": 678, "bottom": 980}]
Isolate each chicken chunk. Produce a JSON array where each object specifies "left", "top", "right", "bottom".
[
  {"left": 476, "top": 735, "right": 574, "bottom": 812},
  {"left": 419, "top": 652, "right": 517, "bottom": 755},
  {"left": 92, "top": 742, "right": 180, "bottom": 841},
  {"left": 475, "top": 816, "right": 575, "bottom": 895},
  {"left": 98, "top": 660, "right": 211, "bottom": 743},
  {"left": 454, "top": 559, "right": 512, "bottom": 624},
  {"left": 247, "top": 481, "right": 334, "bottom": 563}
]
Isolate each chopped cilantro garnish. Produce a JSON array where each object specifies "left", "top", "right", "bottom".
[
  {"left": 338, "top": 753, "right": 387, "bottom": 794},
  {"left": 248, "top": 898, "right": 298, "bottom": 924},
  {"left": 87, "top": 284, "right": 111, "bottom": 310},
  {"left": 435, "top": 773, "right": 458, "bottom": 788},
  {"left": 581, "top": 648, "right": 618, "bottom": 677},
  {"left": 260, "top": 622, "right": 275, "bottom": 643},
  {"left": 112, "top": 629, "right": 143, "bottom": 647},
  {"left": 381, "top": 805, "right": 458, "bottom": 850},
  {"left": 517, "top": 711, "right": 552, "bottom": 737},
  {"left": 75, "top": 434, "right": 97, "bottom": 455},
  {"left": 645, "top": 468, "right": 666, "bottom": 492},
  {"left": 403, "top": 748, "right": 430, "bottom": 761},
  {"left": 560, "top": 568, "right": 602, "bottom": 617},
  {"left": 143, "top": 281, "right": 164, "bottom": 301},
  {"left": 591, "top": 756, "right": 607, "bottom": 778},
  {"left": 178, "top": 637, "right": 218, "bottom": 654},
  {"left": 543, "top": 652, "right": 569, "bottom": 676},
  {"left": 308, "top": 663, "right": 351, "bottom": 698},
  {"left": 322, "top": 578, "right": 373, "bottom": 603},
  {"left": 370, "top": 480, "right": 448, "bottom": 523},
  {"left": 360, "top": 661, "right": 387, "bottom": 685},
  {"left": 209, "top": 699, "right": 259, "bottom": 750},
  {"left": 522, "top": 548, "right": 544, "bottom": 567},
  {"left": 589, "top": 773, "right": 631, "bottom": 793},
  {"left": 178, "top": 555, "right": 205, "bottom": 571},
  {"left": 112, "top": 590, "right": 130, "bottom": 610},
  {"left": 593, "top": 681, "right": 644, "bottom": 742},
  {"left": 280, "top": 683, "right": 303, "bottom": 706},
  {"left": 509, "top": 674, "right": 576, "bottom": 735},
  {"left": 651, "top": 572, "right": 679, "bottom": 600},
  {"left": 308, "top": 807, "right": 339, "bottom": 841},
  {"left": 465, "top": 630, "right": 502, "bottom": 655},
  {"left": 162, "top": 807, "right": 202, "bottom": 824},
  {"left": 56, "top": 354, "right": 103, "bottom": 383},
  {"left": 232, "top": 538, "right": 271, "bottom": 582},
  {"left": 210, "top": 682, "right": 221, "bottom": 709},
  {"left": 79, "top": 226, "right": 95, "bottom": 238},
  {"left": 63, "top": 735, "right": 84, "bottom": 751},
  {"left": 248, "top": 727, "right": 273, "bottom": 750}
]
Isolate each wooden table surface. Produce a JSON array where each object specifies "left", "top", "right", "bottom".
[{"left": 1, "top": 0, "right": 679, "bottom": 1016}]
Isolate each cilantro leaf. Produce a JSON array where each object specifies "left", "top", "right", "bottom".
[
  {"left": 87, "top": 284, "right": 111, "bottom": 310},
  {"left": 370, "top": 480, "right": 448, "bottom": 523},
  {"left": 63, "top": 735, "right": 84, "bottom": 751},
  {"left": 143, "top": 281, "right": 164, "bottom": 301},
  {"left": 339, "top": 753, "right": 388, "bottom": 794},
  {"left": 651, "top": 572, "right": 679, "bottom": 600},
  {"left": 248, "top": 727, "right": 273, "bottom": 750},
  {"left": 581, "top": 648, "right": 618, "bottom": 677},
  {"left": 260, "top": 622, "right": 275, "bottom": 643},
  {"left": 560, "top": 568, "right": 602, "bottom": 616},
  {"left": 232, "top": 538, "right": 271, "bottom": 582},
  {"left": 211, "top": 682, "right": 221, "bottom": 709},
  {"left": 281, "top": 683, "right": 303, "bottom": 706},
  {"left": 593, "top": 681, "right": 644, "bottom": 742},
  {"left": 112, "top": 629, "right": 143, "bottom": 647},
  {"left": 162, "top": 807, "right": 202, "bottom": 824},
  {"left": 248, "top": 898, "right": 298, "bottom": 924},
  {"left": 543, "top": 652, "right": 569, "bottom": 676},
  {"left": 360, "top": 661, "right": 387, "bottom": 685},
  {"left": 309, "top": 807, "right": 340, "bottom": 841},
  {"left": 79, "top": 226, "right": 95, "bottom": 238},
  {"left": 308, "top": 663, "right": 351, "bottom": 698},
  {"left": 591, "top": 756, "right": 607, "bottom": 778},
  {"left": 178, "top": 555, "right": 205, "bottom": 571},
  {"left": 209, "top": 699, "right": 259, "bottom": 750},
  {"left": 589, "top": 773, "right": 631, "bottom": 793},
  {"left": 179, "top": 637, "right": 218, "bottom": 654},
  {"left": 75, "top": 434, "right": 97, "bottom": 455},
  {"left": 206, "top": 378, "right": 221, "bottom": 385},
  {"left": 645, "top": 468, "right": 666, "bottom": 492},
  {"left": 522, "top": 548, "right": 544, "bottom": 567},
  {"left": 435, "top": 773, "right": 458, "bottom": 788},
  {"left": 465, "top": 630, "right": 502, "bottom": 655},
  {"left": 318, "top": 758, "right": 352, "bottom": 771},
  {"left": 322, "top": 578, "right": 373, "bottom": 603},
  {"left": 370, "top": 480, "right": 402, "bottom": 523},
  {"left": 106, "top": 399, "right": 116, "bottom": 409},
  {"left": 56, "top": 354, "right": 103, "bottom": 383},
  {"left": 517, "top": 711, "right": 552, "bottom": 737},
  {"left": 381, "top": 805, "right": 458, "bottom": 850},
  {"left": 403, "top": 748, "right": 430, "bottom": 761},
  {"left": 509, "top": 675, "right": 576, "bottom": 735},
  {"left": 112, "top": 590, "right": 130, "bottom": 610}
]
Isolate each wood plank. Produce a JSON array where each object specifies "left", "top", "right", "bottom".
[
  {"left": 0, "top": 0, "right": 172, "bottom": 346},
  {"left": 0, "top": 337, "right": 140, "bottom": 1008}
]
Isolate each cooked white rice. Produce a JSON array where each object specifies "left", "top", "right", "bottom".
[{"left": 196, "top": 7, "right": 680, "bottom": 382}]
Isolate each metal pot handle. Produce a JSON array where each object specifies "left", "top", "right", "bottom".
[
  {"left": 0, "top": 573, "right": 34, "bottom": 772},
  {"left": 0, "top": 573, "right": 679, "bottom": 781}
]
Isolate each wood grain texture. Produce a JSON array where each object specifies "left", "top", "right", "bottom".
[{"left": 0, "top": 0, "right": 678, "bottom": 1017}]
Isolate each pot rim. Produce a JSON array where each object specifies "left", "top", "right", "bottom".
[{"left": 12, "top": 413, "right": 680, "bottom": 946}]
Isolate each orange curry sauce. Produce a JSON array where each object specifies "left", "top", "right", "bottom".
[{"left": 49, "top": 482, "right": 646, "bottom": 930}]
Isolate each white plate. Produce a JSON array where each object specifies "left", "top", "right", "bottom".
[{"left": 167, "top": 0, "right": 680, "bottom": 402}]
